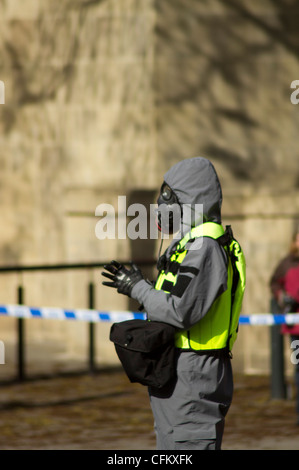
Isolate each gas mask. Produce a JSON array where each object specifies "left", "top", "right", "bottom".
[{"left": 156, "top": 182, "right": 182, "bottom": 234}]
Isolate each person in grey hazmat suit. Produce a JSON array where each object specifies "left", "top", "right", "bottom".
[{"left": 102, "top": 157, "right": 245, "bottom": 450}]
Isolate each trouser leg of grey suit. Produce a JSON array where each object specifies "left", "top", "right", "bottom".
[{"left": 149, "top": 351, "right": 233, "bottom": 450}]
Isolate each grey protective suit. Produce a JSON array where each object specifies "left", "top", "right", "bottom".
[{"left": 131, "top": 157, "right": 233, "bottom": 450}]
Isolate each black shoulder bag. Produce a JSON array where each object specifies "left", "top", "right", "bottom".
[{"left": 109, "top": 319, "right": 177, "bottom": 389}]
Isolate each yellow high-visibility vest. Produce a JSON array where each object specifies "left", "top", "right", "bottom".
[{"left": 155, "top": 222, "right": 246, "bottom": 353}]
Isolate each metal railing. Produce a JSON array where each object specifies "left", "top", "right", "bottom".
[{"left": 0, "top": 259, "right": 156, "bottom": 382}]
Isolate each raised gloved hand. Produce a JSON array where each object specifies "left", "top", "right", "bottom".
[{"left": 101, "top": 260, "right": 144, "bottom": 297}]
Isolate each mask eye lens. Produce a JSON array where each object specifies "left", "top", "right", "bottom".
[{"left": 161, "top": 184, "right": 172, "bottom": 201}]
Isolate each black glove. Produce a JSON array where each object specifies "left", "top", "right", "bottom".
[{"left": 101, "top": 260, "right": 144, "bottom": 297}]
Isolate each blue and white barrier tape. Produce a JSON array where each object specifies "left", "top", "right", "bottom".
[
  {"left": 0, "top": 305, "right": 299, "bottom": 325},
  {"left": 239, "top": 314, "right": 299, "bottom": 325},
  {"left": 0, "top": 305, "right": 146, "bottom": 322}
]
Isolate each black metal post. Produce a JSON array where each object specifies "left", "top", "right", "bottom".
[
  {"left": 17, "top": 285, "right": 25, "bottom": 382},
  {"left": 270, "top": 299, "right": 286, "bottom": 399},
  {"left": 270, "top": 324, "right": 286, "bottom": 399},
  {"left": 88, "top": 282, "right": 96, "bottom": 372}
]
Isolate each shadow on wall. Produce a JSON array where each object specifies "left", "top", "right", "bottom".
[{"left": 127, "top": 189, "right": 158, "bottom": 312}]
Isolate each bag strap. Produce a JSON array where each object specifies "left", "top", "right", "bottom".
[{"left": 216, "top": 225, "right": 242, "bottom": 355}]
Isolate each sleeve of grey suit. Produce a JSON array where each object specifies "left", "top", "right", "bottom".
[{"left": 131, "top": 237, "right": 228, "bottom": 330}]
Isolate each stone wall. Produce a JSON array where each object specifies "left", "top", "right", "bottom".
[
  {"left": 0, "top": 0, "right": 299, "bottom": 378},
  {"left": 0, "top": 0, "right": 158, "bottom": 379}
]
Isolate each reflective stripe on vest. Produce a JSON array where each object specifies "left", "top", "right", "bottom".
[{"left": 155, "top": 222, "right": 246, "bottom": 352}]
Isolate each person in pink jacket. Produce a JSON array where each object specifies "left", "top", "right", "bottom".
[
  {"left": 270, "top": 230, "right": 299, "bottom": 333},
  {"left": 270, "top": 229, "right": 299, "bottom": 422}
]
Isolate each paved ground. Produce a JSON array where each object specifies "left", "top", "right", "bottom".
[{"left": 0, "top": 369, "right": 298, "bottom": 450}]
